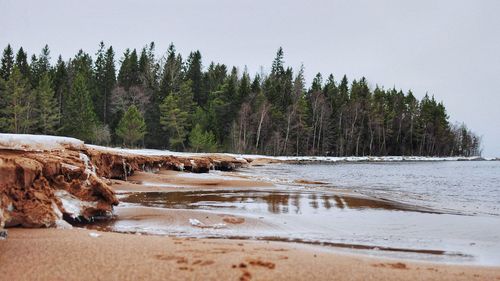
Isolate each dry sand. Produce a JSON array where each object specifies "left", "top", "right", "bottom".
[{"left": 1, "top": 228, "right": 499, "bottom": 281}]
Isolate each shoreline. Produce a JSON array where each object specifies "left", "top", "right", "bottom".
[{"left": 1, "top": 134, "right": 499, "bottom": 280}]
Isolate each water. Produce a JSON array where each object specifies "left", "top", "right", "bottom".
[
  {"left": 96, "top": 161, "right": 500, "bottom": 265},
  {"left": 245, "top": 161, "right": 500, "bottom": 216}
]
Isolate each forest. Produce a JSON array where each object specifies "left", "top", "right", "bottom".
[{"left": 0, "top": 42, "right": 481, "bottom": 156}]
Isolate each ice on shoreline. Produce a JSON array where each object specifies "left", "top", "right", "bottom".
[{"left": 0, "top": 133, "right": 491, "bottom": 162}]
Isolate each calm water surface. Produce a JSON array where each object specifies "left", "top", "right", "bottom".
[{"left": 246, "top": 161, "right": 500, "bottom": 216}]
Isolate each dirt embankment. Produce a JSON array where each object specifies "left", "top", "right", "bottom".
[{"left": 0, "top": 141, "right": 248, "bottom": 236}]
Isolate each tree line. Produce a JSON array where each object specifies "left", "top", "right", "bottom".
[{"left": 0, "top": 43, "right": 481, "bottom": 156}]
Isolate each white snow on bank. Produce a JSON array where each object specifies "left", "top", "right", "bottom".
[
  {"left": 230, "top": 154, "right": 489, "bottom": 162},
  {"left": 0, "top": 134, "right": 492, "bottom": 162},
  {"left": 54, "top": 190, "right": 97, "bottom": 219},
  {"left": 0, "top": 133, "right": 84, "bottom": 151},
  {"left": 86, "top": 144, "right": 193, "bottom": 157}
]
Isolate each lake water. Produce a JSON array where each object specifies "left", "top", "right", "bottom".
[
  {"left": 110, "top": 161, "right": 500, "bottom": 265},
  {"left": 245, "top": 161, "right": 500, "bottom": 216}
]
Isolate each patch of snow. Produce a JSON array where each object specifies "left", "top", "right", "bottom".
[
  {"left": 51, "top": 201, "right": 73, "bottom": 229},
  {"left": 189, "top": 218, "right": 226, "bottom": 229},
  {"left": 54, "top": 190, "right": 97, "bottom": 219},
  {"left": 0, "top": 133, "right": 84, "bottom": 151},
  {"left": 89, "top": 232, "right": 101, "bottom": 238},
  {"left": 55, "top": 219, "right": 73, "bottom": 229}
]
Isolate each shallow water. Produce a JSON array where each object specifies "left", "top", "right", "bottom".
[
  {"left": 245, "top": 161, "right": 500, "bottom": 216},
  {"left": 94, "top": 161, "right": 500, "bottom": 265}
]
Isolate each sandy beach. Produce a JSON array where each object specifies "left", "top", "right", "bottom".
[
  {"left": 1, "top": 228, "right": 499, "bottom": 281},
  {"left": 1, "top": 136, "right": 499, "bottom": 281}
]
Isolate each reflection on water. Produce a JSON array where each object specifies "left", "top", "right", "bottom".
[{"left": 121, "top": 189, "right": 438, "bottom": 215}]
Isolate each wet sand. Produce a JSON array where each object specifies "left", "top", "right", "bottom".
[
  {"left": 1, "top": 228, "right": 499, "bottom": 281},
  {"left": 112, "top": 170, "right": 272, "bottom": 192}
]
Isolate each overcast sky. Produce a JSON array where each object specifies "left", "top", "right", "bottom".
[{"left": 2, "top": 0, "right": 499, "bottom": 156}]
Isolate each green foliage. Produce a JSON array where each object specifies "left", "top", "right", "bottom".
[
  {"left": 0, "top": 44, "right": 14, "bottom": 80},
  {"left": 34, "top": 73, "right": 59, "bottom": 134},
  {"left": 0, "top": 67, "right": 34, "bottom": 133},
  {"left": 94, "top": 42, "right": 116, "bottom": 123},
  {"left": 159, "top": 81, "right": 194, "bottom": 150},
  {"left": 62, "top": 72, "right": 97, "bottom": 142},
  {"left": 0, "top": 43, "right": 481, "bottom": 156},
  {"left": 116, "top": 105, "right": 146, "bottom": 147},
  {"left": 189, "top": 124, "right": 217, "bottom": 152}
]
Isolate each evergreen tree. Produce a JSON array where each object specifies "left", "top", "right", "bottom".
[
  {"left": 159, "top": 43, "right": 184, "bottom": 100},
  {"left": 94, "top": 42, "right": 116, "bottom": 123},
  {"left": 116, "top": 105, "right": 146, "bottom": 147},
  {"left": 63, "top": 72, "right": 97, "bottom": 141},
  {"left": 34, "top": 73, "right": 59, "bottom": 134},
  {"left": 15, "top": 47, "right": 30, "bottom": 79},
  {"left": 0, "top": 42, "right": 481, "bottom": 156},
  {"left": 0, "top": 44, "right": 14, "bottom": 80},
  {"left": 0, "top": 67, "right": 34, "bottom": 133},
  {"left": 52, "top": 56, "right": 69, "bottom": 126},
  {"left": 189, "top": 123, "right": 217, "bottom": 152},
  {"left": 186, "top": 50, "right": 204, "bottom": 106},
  {"left": 118, "top": 48, "right": 140, "bottom": 90},
  {"left": 30, "top": 45, "right": 51, "bottom": 87},
  {"left": 159, "top": 81, "right": 194, "bottom": 150}
]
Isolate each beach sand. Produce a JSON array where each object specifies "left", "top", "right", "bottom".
[
  {"left": 3, "top": 168, "right": 500, "bottom": 281},
  {"left": 1, "top": 228, "right": 499, "bottom": 281}
]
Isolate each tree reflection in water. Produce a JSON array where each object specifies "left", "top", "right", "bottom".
[{"left": 122, "top": 189, "right": 424, "bottom": 215}]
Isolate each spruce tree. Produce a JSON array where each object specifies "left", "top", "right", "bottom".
[
  {"left": 52, "top": 56, "right": 69, "bottom": 126},
  {"left": 15, "top": 47, "right": 30, "bottom": 79},
  {"left": 30, "top": 45, "right": 51, "bottom": 87},
  {"left": 34, "top": 73, "right": 59, "bottom": 134},
  {"left": 186, "top": 50, "right": 204, "bottom": 106},
  {"left": 159, "top": 81, "right": 194, "bottom": 150},
  {"left": 116, "top": 105, "right": 146, "bottom": 147},
  {"left": 0, "top": 67, "right": 34, "bottom": 133},
  {"left": 94, "top": 42, "right": 116, "bottom": 123},
  {"left": 0, "top": 44, "right": 14, "bottom": 81},
  {"left": 63, "top": 72, "right": 97, "bottom": 141},
  {"left": 159, "top": 43, "right": 183, "bottom": 100}
]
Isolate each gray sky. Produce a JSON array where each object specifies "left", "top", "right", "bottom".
[{"left": 2, "top": 0, "right": 499, "bottom": 156}]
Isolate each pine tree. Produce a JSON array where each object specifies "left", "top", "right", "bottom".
[
  {"left": 63, "top": 72, "right": 97, "bottom": 141},
  {"left": 189, "top": 123, "right": 217, "bottom": 152},
  {"left": 159, "top": 81, "right": 194, "bottom": 150},
  {"left": 118, "top": 49, "right": 139, "bottom": 90},
  {"left": 186, "top": 50, "right": 204, "bottom": 106},
  {"left": 15, "top": 47, "right": 30, "bottom": 79},
  {"left": 94, "top": 42, "right": 116, "bottom": 123},
  {"left": 52, "top": 56, "right": 69, "bottom": 126},
  {"left": 34, "top": 73, "right": 59, "bottom": 134},
  {"left": 0, "top": 67, "right": 34, "bottom": 133},
  {"left": 0, "top": 44, "right": 14, "bottom": 80},
  {"left": 116, "top": 105, "right": 146, "bottom": 147},
  {"left": 159, "top": 43, "right": 184, "bottom": 100},
  {"left": 30, "top": 45, "right": 51, "bottom": 87}
]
